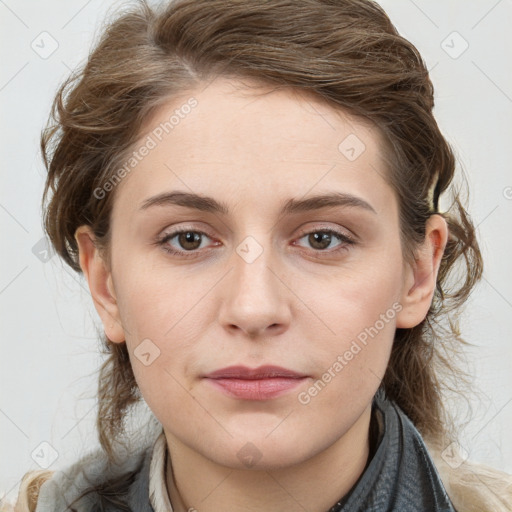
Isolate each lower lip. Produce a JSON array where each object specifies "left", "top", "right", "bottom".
[{"left": 205, "top": 377, "right": 307, "bottom": 400}]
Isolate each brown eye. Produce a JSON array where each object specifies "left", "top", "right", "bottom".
[
  {"left": 295, "top": 229, "right": 355, "bottom": 253},
  {"left": 177, "top": 231, "right": 203, "bottom": 251},
  {"left": 157, "top": 229, "right": 216, "bottom": 258},
  {"left": 307, "top": 232, "right": 335, "bottom": 250}
]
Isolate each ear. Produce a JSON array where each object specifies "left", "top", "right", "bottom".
[
  {"left": 74, "top": 225, "right": 125, "bottom": 343},
  {"left": 396, "top": 214, "right": 448, "bottom": 329}
]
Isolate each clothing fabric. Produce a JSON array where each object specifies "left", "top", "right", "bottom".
[
  {"left": 34, "top": 389, "right": 456, "bottom": 512},
  {"left": 149, "top": 432, "right": 174, "bottom": 511},
  {"left": 326, "top": 389, "right": 456, "bottom": 511}
]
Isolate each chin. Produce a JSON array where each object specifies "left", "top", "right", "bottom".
[
  {"left": 210, "top": 446, "right": 308, "bottom": 472},
  {"left": 201, "top": 429, "right": 316, "bottom": 471}
]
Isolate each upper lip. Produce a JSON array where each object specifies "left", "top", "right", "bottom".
[{"left": 204, "top": 365, "right": 307, "bottom": 379}]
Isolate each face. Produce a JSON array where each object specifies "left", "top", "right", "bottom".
[{"left": 81, "top": 76, "right": 434, "bottom": 470}]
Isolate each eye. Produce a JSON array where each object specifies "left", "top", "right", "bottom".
[
  {"left": 157, "top": 228, "right": 217, "bottom": 259},
  {"left": 293, "top": 228, "right": 356, "bottom": 255}
]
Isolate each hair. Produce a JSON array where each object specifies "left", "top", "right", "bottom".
[{"left": 18, "top": 0, "right": 510, "bottom": 510}]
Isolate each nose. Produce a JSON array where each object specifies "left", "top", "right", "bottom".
[{"left": 218, "top": 240, "right": 291, "bottom": 339}]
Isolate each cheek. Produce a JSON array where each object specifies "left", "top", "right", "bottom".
[
  {"left": 299, "top": 249, "right": 403, "bottom": 339},
  {"left": 296, "top": 289, "right": 399, "bottom": 424},
  {"left": 111, "top": 262, "right": 217, "bottom": 395},
  {"left": 113, "top": 256, "right": 209, "bottom": 338},
  {"left": 295, "top": 254, "right": 403, "bottom": 393}
]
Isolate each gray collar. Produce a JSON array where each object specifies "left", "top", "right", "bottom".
[{"left": 327, "top": 388, "right": 456, "bottom": 512}]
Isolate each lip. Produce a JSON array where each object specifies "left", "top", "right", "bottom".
[
  {"left": 204, "top": 365, "right": 307, "bottom": 379},
  {"left": 203, "top": 365, "right": 309, "bottom": 400}
]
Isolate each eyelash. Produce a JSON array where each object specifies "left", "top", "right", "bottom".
[{"left": 155, "top": 226, "right": 356, "bottom": 260}]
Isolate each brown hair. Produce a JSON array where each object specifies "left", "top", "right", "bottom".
[{"left": 39, "top": 0, "right": 483, "bottom": 508}]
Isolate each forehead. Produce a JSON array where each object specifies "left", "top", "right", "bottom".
[{"left": 112, "top": 76, "right": 395, "bottom": 218}]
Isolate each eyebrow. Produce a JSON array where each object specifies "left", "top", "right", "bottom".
[{"left": 139, "top": 191, "right": 377, "bottom": 216}]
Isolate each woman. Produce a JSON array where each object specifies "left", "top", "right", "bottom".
[{"left": 11, "top": 0, "right": 512, "bottom": 510}]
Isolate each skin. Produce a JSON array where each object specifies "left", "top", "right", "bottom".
[{"left": 75, "top": 76, "right": 448, "bottom": 512}]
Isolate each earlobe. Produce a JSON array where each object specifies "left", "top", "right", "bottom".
[
  {"left": 395, "top": 215, "right": 448, "bottom": 329},
  {"left": 74, "top": 225, "right": 125, "bottom": 343}
]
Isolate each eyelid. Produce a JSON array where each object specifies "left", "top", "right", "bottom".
[
  {"left": 158, "top": 224, "right": 216, "bottom": 241},
  {"left": 156, "top": 222, "right": 357, "bottom": 258},
  {"left": 156, "top": 225, "right": 217, "bottom": 249},
  {"left": 295, "top": 223, "right": 357, "bottom": 243}
]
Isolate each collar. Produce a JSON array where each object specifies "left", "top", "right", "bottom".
[
  {"left": 327, "top": 388, "right": 456, "bottom": 511},
  {"left": 149, "top": 430, "right": 174, "bottom": 512}
]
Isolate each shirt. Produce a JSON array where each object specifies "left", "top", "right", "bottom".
[{"left": 148, "top": 431, "right": 174, "bottom": 511}]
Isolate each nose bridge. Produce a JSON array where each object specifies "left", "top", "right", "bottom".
[
  {"left": 235, "top": 235, "right": 275, "bottom": 295},
  {"left": 219, "top": 232, "right": 290, "bottom": 336}
]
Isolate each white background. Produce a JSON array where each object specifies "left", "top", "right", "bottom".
[{"left": 1, "top": 0, "right": 511, "bottom": 504}]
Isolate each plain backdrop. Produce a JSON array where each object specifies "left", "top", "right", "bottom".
[{"left": 1, "top": 0, "right": 511, "bottom": 503}]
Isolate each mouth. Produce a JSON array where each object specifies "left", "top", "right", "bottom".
[{"left": 203, "top": 365, "right": 309, "bottom": 400}]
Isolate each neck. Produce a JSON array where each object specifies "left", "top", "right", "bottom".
[{"left": 164, "top": 404, "right": 372, "bottom": 512}]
